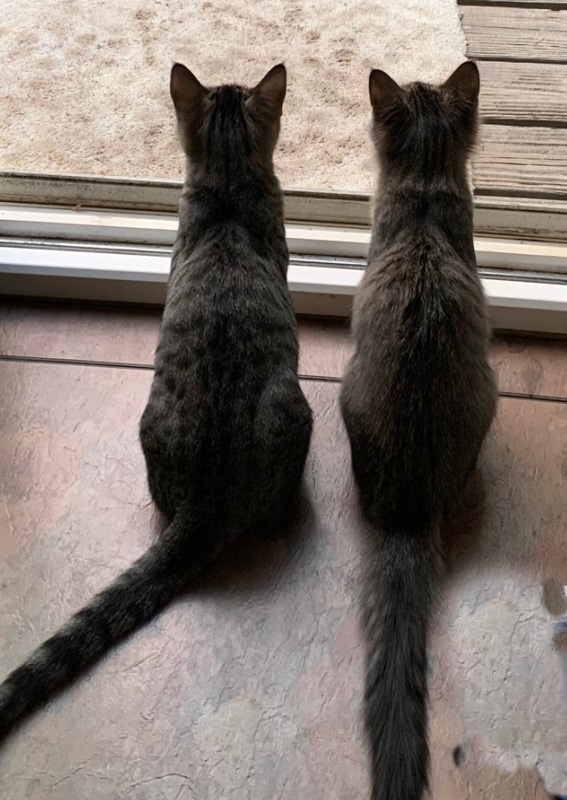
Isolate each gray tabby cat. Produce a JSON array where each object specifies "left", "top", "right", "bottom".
[
  {"left": 0, "top": 63, "right": 312, "bottom": 743},
  {"left": 340, "top": 62, "right": 498, "bottom": 800}
]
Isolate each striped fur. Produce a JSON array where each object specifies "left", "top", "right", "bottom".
[
  {"left": 0, "top": 519, "right": 191, "bottom": 741},
  {"left": 0, "top": 63, "right": 312, "bottom": 744},
  {"left": 340, "top": 62, "right": 497, "bottom": 799},
  {"left": 363, "top": 532, "right": 439, "bottom": 800}
]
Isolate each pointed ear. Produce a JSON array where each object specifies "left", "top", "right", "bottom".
[
  {"left": 369, "top": 69, "right": 403, "bottom": 110},
  {"left": 246, "top": 63, "right": 287, "bottom": 118},
  {"left": 443, "top": 61, "right": 480, "bottom": 104},
  {"left": 170, "top": 63, "right": 207, "bottom": 116}
]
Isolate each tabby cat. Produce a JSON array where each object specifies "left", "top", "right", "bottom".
[
  {"left": 340, "top": 62, "right": 497, "bottom": 800},
  {"left": 0, "top": 62, "right": 312, "bottom": 742}
]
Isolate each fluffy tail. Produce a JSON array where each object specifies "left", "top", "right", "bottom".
[
  {"left": 363, "top": 528, "right": 439, "bottom": 800},
  {"left": 0, "top": 514, "right": 204, "bottom": 743}
]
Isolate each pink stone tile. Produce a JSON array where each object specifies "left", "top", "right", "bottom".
[{"left": 0, "top": 346, "right": 566, "bottom": 798}]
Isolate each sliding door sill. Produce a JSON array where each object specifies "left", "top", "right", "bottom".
[{"left": 1, "top": 239, "right": 566, "bottom": 334}]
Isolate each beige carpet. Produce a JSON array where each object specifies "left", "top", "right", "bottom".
[{"left": 1, "top": 0, "right": 466, "bottom": 192}]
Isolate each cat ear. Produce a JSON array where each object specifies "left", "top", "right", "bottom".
[
  {"left": 443, "top": 61, "right": 480, "bottom": 104},
  {"left": 170, "top": 63, "right": 207, "bottom": 115},
  {"left": 369, "top": 69, "right": 403, "bottom": 110},
  {"left": 246, "top": 63, "right": 287, "bottom": 118}
]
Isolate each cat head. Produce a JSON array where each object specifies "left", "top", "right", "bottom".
[
  {"left": 368, "top": 61, "right": 480, "bottom": 177},
  {"left": 170, "top": 63, "right": 286, "bottom": 168}
]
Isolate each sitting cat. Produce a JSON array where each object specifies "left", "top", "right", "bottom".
[
  {"left": 0, "top": 62, "right": 312, "bottom": 744},
  {"left": 340, "top": 62, "right": 497, "bottom": 800}
]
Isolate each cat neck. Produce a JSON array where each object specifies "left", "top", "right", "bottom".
[
  {"left": 378, "top": 152, "right": 470, "bottom": 194},
  {"left": 177, "top": 158, "right": 285, "bottom": 253},
  {"left": 372, "top": 167, "right": 475, "bottom": 264},
  {"left": 187, "top": 153, "right": 279, "bottom": 206}
]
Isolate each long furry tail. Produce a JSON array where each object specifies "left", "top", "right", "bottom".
[
  {"left": 363, "top": 527, "right": 439, "bottom": 800},
  {"left": 0, "top": 514, "right": 203, "bottom": 743}
]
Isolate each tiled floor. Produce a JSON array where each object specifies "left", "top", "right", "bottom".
[{"left": 0, "top": 300, "right": 566, "bottom": 799}]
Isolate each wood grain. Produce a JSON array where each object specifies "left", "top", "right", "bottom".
[
  {"left": 479, "top": 61, "right": 567, "bottom": 122},
  {"left": 462, "top": 6, "right": 567, "bottom": 62},
  {"left": 474, "top": 124, "right": 567, "bottom": 196},
  {"left": 461, "top": 0, "right": 567, "bottom": 5}
]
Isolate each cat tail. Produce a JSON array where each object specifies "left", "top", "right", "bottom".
[
  {"left": 0, "top": 510, "right": 210, "bottom": 743},
  {"left": 364, "top": 525, "right": 440, "bottom": 800}
]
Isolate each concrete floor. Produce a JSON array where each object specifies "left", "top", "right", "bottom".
[{"left": 0, "top": 301, "right": 566, "bottom": 799}]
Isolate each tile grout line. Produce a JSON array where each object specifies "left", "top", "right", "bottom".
[
  {"left": 0, "top": 353, "right": 154, "bottom": 372},
  {"left": 1, "top": 353, "right": 567, "bottom": 405}
]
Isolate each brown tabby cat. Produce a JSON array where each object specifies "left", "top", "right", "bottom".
[
  {"left": 340, "top": 62, "right": 498, "bottom": 800},
  {"left": 0, "top": 63, "right": 312, "bottom": 744}
]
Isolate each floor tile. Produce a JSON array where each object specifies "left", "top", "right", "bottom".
[
  {"left": 0, "top": 358, "right": 566, "bottom": 797},
  {"left": 0, "top": 301, "right": 161, "bottom": 365},
  {"left": 491, "top": 334, "right": 567, "bottom": 401},
  {"left": 2, "top": 301, "right": 567, "bottom": 398}
]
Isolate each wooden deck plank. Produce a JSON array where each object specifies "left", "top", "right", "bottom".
[
  {"left": 461, "top": 0, "right": 567, "bottom": 6},
  {"left": 474, "top": 125, "right": 567, "bottom": 197},
  {"left": 462, "top": 6, "right": 567, "bottom": 61},
  {"left": 479, "top": 62, "right": 567, "bottom": 122}
]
